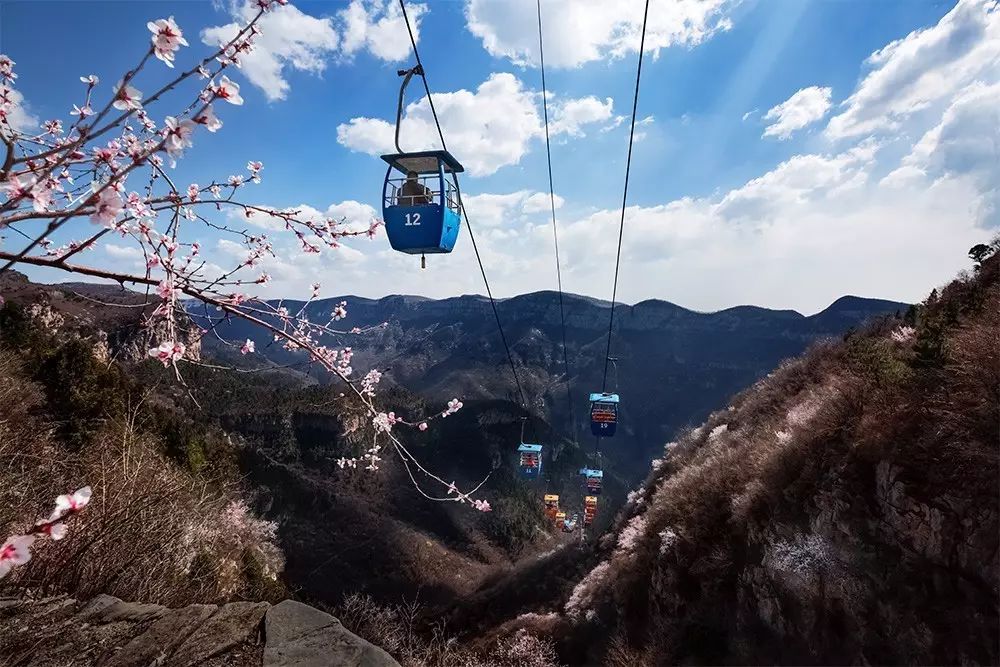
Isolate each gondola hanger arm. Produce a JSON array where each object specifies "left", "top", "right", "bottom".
[{"left": 394, "top": 64, "right": 424, "bottom": 154}]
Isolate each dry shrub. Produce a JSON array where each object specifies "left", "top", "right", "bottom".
[
  {"left": 336, "top": 593, "right": 559, "bottom": 667},
  {"left": 937, "top": 286, "right": 1000, "bottom": 440},
  {"left": 564, "top": 560, "right": 611, "bottom": 620},
  {"left": 0, "top": 353, "right": 284, "bottom": 606},
  {"left": 604, "top": 632, "right": 655, "bottom": 667}
]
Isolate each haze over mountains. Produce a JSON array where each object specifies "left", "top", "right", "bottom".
[{"left": 199, "top": 289, "right": 908, "bottom": 478}]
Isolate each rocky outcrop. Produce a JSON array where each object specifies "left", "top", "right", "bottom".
[
  {"left": 536, "top": 256, "right": 1000, "bottom": 666},
  {"left": 0, "top": 595, "right": 399, "bottom": 667},
  {"left": 264, "top": 600, "right": 397, "bottom": 667}
]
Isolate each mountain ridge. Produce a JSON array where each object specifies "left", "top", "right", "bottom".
[{"left": 193, "top": 285, "right": 908, "bottom": 490}]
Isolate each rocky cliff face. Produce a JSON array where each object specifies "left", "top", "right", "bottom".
[
  {"left": 444, "top": 256, "right": 998, "bottom": 666},
  {"left": 540, "top": 256, "right": 1000, "bottom": 665},
  {"left": 0, "top": 271, "right": 201, "bottom": 363}
]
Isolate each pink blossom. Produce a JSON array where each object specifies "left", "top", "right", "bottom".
[
  {"left": 148, "top": 340, "right": 185, "bottom": 366},
  {"left": 209, "top": 184, "right": 222, "bottom": 198},
  {"left": 29, "top": 179, "right": 54, "bottom": 212},
  {"left": 311, "top": 283, "right": 321, "bottom": 297},
  {"left": 192, "top": 105, "right": 222, "bottom": 132},
  {"left": 79, "top": 74, "right": 99, "bottom": 86},
  {"left": 0, "top": 535, "right": 35, "bottom": 579},
  {"left": 187, "top": 183, "right": 199, "bottom": 202},
  {"left": 1, "top": 174, "right": 30, "bottom": 201},
  {"left": 162, "top": 116, "right": 195, "bottom": 157},
  {"left": 473, "top": 499, "right": 491, "bottom": 512},
  {"left": 112, "top": 82, "right": 143, "bottom": 111},
  {"left": 418, "top": 422, "right": 428, "bottom": 431},
  {"left": 156, "top": 279, "right": 177, "bottom": 300},
  {"left": 90, "top": 188, "right": 124, "bottom": 227},
  {"left": 212, "top": 76, "right": 243, "bottom": 105},
  {"left": 360, "top": 369, "right": 381, "bottom": 396},
  {"left": 40, "top": 522, "right": 68, "bottom": 541},
  {"left": 50, "top": 486, "right": 92, "bottom": 522},
  {"left": 0, "top": 55, "right": 16, "bottom": 82},
  {"left": 147, "top": 16, "right": 188, "bottom": 67},
  {"left": 227, "top": 174, "right": 244, "bottom": 187},
  {"left": 241, "top": 339, "right": 255, "bottom": 355},
  {"left": 247, "top": 160, "right": 263, "bottom": 183},
  {"left": 372, "top": 412, "right": 395, "bottom": 433},
  {"left": 126, "top": 191, "right": 151, "bottom": 219},
  {"left": 257, "top": 273, "right": 271, "bottom": 284},
  {"left": 70, "top": 104, "right": 93, "bottom": 117},
  {"left": 331, "top": 301, "right": 347, "bottom": 321},
  {"left": 42, "top": 119, "right": 63, "bottom": 135},
  {"left": 442, "top": 398, "right": 463, "bottom": 418},
  {"left": 136, "top": 110, "right": 157, "bottom": 132},
  {"left": 147, "top": 255, "right": 160, "bottom": 269},
  {"left": 197, "top": 65, "right": 211, "bottom": 79}
]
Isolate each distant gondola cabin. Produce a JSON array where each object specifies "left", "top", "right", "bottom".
[
  {"left": 589, "top": 392, "right": 620, "bottom": 437},
  {"left": 581, "top": 468, "right": 604, "bottom": 495},
  {"left": 544, "top": 494, "right": 560, "bottom": 520},
  {"left": 583, "top": 496, "right": 598, "bottom": 527},
  {"left": 555, "top": 510, "right": 566, "bottom": 525},
  {"left": 518, "top": 443, "right": 543, "bottom": 477},
  {"left": 380, "top": 150, "right": 464, "bottom": 256}
]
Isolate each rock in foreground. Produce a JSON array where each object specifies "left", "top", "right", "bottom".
[{"left": 0, "top": 594, "right": 399, "bottom": 667}]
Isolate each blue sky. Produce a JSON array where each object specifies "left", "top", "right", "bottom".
[{"left": 2, "top": 0, "right": 998, "bottom": 313}]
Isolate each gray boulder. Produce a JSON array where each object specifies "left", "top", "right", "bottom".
[{"left": 264, "top": 600, "right": 399, "bottom": 667}]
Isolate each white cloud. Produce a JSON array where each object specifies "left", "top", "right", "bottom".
[
  {"left": 202, "top": 3, "right": 339, "bottom": 102},
  {"left": 633, "top": 114, "right": 656, "bottom": 141},
  {"left": 339, "top": 0, "right": 426, "bottom": 62},
  {"left": 326, "top": 200, "right": 380, "bottom": 227},
  {"left": 600, "top": 115, "right": 627, "bottom": 132},
  {"left": 3, "top": 87, "right": 37, "bottom": 133},
  {"left": 550, "top": 96, "right": 614, "bottom": 137},
  {"left": 216, "top": 238, "right": 248, "bottom": 259},
  {"left": 523, "top": 192, "right": 564, "bottom": 213},
  {"left": 762, "top": 86, "right": 832, "bottom": 140},
  {"left": 465, "top": 0, "right": 738, "bottom": 68},
  {"left": 241, "top": 201, "right": 378, "bottom": 232},
  {"left": 464, "top": 190, "right": 561, "bottom": 227},
  {"left": 826, "top": 0, "right": 1000, "bottom": 139},
  {"left": 204, "top": 0, "right": 998, "bottom": 313},
  {"left": 890, "top": 80, "right": 1000, "bottom": 223},
  {"left": 202, "top": 1, "right": 429, "bottom": 101},
  {"left": 103, "top": 243, "right": 141, "bottom": 259},
  {"left": 336, "top": 73, "right": 613, "bottom": 176}
]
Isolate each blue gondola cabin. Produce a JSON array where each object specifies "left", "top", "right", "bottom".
[
  {"left": 580, "top": 468, "right": 604, "bottom": 495},
  {"left": 381, "top": 150, "right": 464, "bottom": 257},
  {"left": 518, "top": 443, "right": 543, "bottom": 477},
  {"left": 589, "top": 392, "right": 620, "bottom": 437}
]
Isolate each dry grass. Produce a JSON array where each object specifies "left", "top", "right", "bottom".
[
  {"left": 336, "top": 593, "right": 559, "bottom": 667},
  {"left": 0, "top": 350, "right": 284, "bottom": 606}
]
